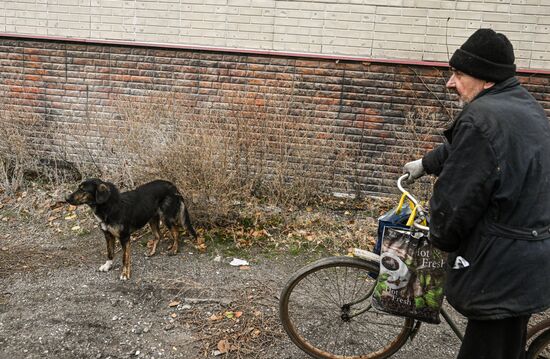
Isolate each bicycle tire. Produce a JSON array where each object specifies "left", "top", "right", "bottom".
[
  {"left": 527, "top": 327, "right": 550, "bottom": 359},
  {"left": 279, "top": 256, "right": 414, "bottom": 359}
]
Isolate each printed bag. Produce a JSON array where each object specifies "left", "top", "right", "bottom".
[
  {"left": 374, "top": 193, "right": 414, "bottom": 254},
  {"left": 371, "top": 226, "right": 447, "bottom": 324}
]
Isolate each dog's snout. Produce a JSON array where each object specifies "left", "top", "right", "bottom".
[
  {"left": 65, "top": 194, "right": 76, "bottom": 205},
  {"left": 66, "top": 190, "right": 87, "bottom": 205}
]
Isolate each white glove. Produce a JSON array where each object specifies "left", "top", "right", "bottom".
[{"left": 403, "top": 159, "right": 425, "bottom": 183}]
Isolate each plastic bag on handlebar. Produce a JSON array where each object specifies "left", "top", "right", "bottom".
[{"left": 375, "top": 193, "right": 415, "bottom": 255}]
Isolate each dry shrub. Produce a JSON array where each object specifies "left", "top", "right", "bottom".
[
  {"left": 0, "top": 90, "right": 92, "bottom": 196},
  {"left": 0, "top": 101, "right": 42, "bottom": 195},
  {"left": 390, "top": 106, "right": 447, "bottom": 202},
  {"left": 99, "top": 90, "right": 350, "bottom": 226}
]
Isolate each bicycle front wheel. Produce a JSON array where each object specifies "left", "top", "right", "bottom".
[
  {"left": 527, "top": 327, "right": 550, "bottom": 359},
  {"left": 279, "top": 256, "right": 414, "bottom": 359}
]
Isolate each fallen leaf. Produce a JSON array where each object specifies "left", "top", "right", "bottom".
[
  {"left": 250, "top": 229, "right": 266, "bottom": 238},
  {"left": 71, "top": 225, "right": 81, "bottom": 231},
  {"left": 170, "top": 313, "right": 177, "bottom": 318},
  {"left": 196, "top": 243, "right": 207, "bottom": 253},
  {"left": 305, "top": 234, "right": 315, "bottom": 242},
  {"left": 65, "top": 214, "right": 77, "bottom": 220},
  {"left": 217, "top": 340, "right": 230, "bottom": 354},
  {"left": 168, "top": 300, "right": 181, "bottom": 307},
  {"left": 234, "top": 311, "right": 243, "bottom": 318},
  {"left": 209, "top": 314, "right": 223, "bottom": 321},
  {"left": 224, "top": 311, "right": 234, "bottom": 319}
]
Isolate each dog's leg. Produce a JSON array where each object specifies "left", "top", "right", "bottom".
[
  {"left": 99, "top": 232, "right": 115, "bottom": 272},
  {"left": 147, "top": 216, "right": 162, "bottom": 257},
  {"left": 167, "top": 226, "right": 180, "bottom": 255},
  {"left": 120, "top": 237, "right": 131, "bottom": 280}
]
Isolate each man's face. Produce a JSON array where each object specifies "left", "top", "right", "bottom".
[{"left": 446, "top": 69, "right": 494, "bottom": 105}]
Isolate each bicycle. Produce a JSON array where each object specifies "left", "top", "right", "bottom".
[{"left": 279, "top": 174, "right": 550, "bottom": 359}]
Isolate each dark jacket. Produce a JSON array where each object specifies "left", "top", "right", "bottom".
[{"left": 422, "top": 77, "right": 550, "bottom": 320}]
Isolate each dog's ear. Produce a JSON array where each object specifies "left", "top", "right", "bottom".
[{"left": 95, "top": 183, "right": 111, "bottom": 204}]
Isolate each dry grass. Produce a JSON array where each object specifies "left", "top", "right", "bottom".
[
  {"left": 91, "top": 89, "right": 352, "bottom": 227},
  {"left": 0, "top": 103, "right": 42, "bottom": 195},
  {"left": 387, "top": 105, "right": 450, "bottom": 206},
  {"left": 0, "top": 94, "right": 90, "bottom": 195}
]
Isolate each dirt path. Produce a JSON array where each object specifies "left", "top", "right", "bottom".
[
  {"left": 0, "top": 190, "right": 479, "bottom": 359},
  {"left": 0, "top": 223, "right": 472, "bottom": 359},
  {"left": 1, "top": 183, "right": 549, "bottom": 359}
]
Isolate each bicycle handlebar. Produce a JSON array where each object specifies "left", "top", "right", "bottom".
[{"left": 397, "top": 174, "right": 430, "bottom": 231}]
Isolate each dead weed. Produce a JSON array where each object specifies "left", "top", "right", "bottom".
[{"left": 178, "top": 279, "right": 283, "bottom": 359}]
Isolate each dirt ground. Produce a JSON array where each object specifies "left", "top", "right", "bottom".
[{"left": 0, "top": 187, "right": 546, "bottom": 359}]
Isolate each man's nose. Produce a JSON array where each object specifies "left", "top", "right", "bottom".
[{"left": 446, "top": 74, "right": 456, "bottom": 88}]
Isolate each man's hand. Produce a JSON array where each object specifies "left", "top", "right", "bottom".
[{"left": 403, "top": 159, "right": 425, "bottom": 183}]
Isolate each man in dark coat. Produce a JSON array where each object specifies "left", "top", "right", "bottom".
[{"left": 404, "top": 28, "right": 550, "bottom": 359}]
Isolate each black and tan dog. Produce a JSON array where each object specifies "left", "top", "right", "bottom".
[{"left": 66, "top": 179, "right": 197, "bottom": 280}]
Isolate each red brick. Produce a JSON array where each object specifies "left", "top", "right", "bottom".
[{"left": 2, "top": 37, "right": 549, "bottom": 197}]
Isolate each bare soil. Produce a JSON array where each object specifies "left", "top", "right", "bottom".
[{"left": 1, "top": 186, "right": 542, "bottom": 359}]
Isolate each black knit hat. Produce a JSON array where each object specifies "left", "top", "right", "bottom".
[{"left": 449, "top": 28, "right": 516, "bottom": 83}]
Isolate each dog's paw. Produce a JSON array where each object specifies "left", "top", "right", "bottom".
[
  {"left": 120, "top": 266, "right": 131, "bottom": 280},
  {"left": 99, "top": 260, "right": 113, "bottom": 272}
]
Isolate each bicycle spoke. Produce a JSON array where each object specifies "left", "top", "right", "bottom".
[
  {"left": 349, "top": 323, "right": 377, "bottom": 353},
  {"left": 305, "top": 270, "right": 342, "bottom": 306}
]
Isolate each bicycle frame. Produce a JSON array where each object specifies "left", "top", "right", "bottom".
[
  {"left": 397, "top": 174, "right": 464, "bottom": 341},
  {"left": 397, "top": 173, "right": 429, "bottom": 231}
]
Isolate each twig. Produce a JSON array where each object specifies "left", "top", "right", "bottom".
[{"left": 409, "top": 66, "right": 454, "bottom": 121}]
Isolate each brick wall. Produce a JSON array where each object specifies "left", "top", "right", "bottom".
[
  {"left": 1, "top": 37, "right": 549, "bottom": 196},
  {"left": 1, "top": 0, "right": 550, "bottom": 70}
]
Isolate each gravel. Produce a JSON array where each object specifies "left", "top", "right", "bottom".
[{"left": 0, "top": 198, "right": 471, "bottom": 359}]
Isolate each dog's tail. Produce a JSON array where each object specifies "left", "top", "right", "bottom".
[{"left": 178, "top": 196, "right": 198, "bottom": 238}]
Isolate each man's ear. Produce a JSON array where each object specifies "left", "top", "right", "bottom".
[
  {"left": 96, "top": 183, "right": 111, "bottom": 204},
  {"left": 483, "top": 81, "right": 495, "bottom": 90}
]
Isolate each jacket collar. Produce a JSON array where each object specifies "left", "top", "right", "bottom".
[
  {"left": 443, "top": 77, "right": 520, "bottom": 141},
  {"left": 473, "top": 76, "right": 519, "bottom": 101}
]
